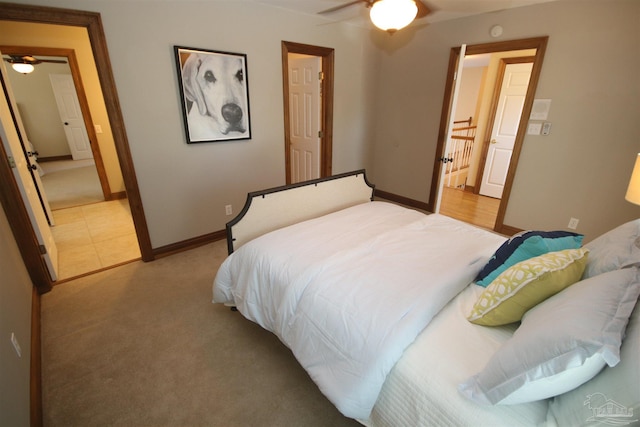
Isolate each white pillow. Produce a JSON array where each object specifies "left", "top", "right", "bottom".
[
  {"left": 547, "top": 276, "right": 640, "bottom": 425},
  {"left": 459, "top": 267, "right": 640, "bottom": 405},
  {"left": 582, "top": 219, "right": 640, "bottom": 279}
]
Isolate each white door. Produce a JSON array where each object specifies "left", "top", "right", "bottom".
[
  {"left": 288, "top": 55, "right": 321, "bottom": 183},
  {"left": 22, "top": 126, "right": 56, "bottom": 227},
  {"left": 50, "top": 73, "right": 93, "bottom": 160},
  {"left": 435, "top": 44, "right": 467, "bottom": 214},
  {"left": 0, "top": 57, "right": 58, "bottom": 281},
  {"left": 480, "top": 62, "right": 533, "bottom": 199}
]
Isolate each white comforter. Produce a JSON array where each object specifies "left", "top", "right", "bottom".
[{"left": 213, "top": 202, "right": 506, "bottom": 419}]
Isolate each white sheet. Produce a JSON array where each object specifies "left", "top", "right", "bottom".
[
  {"left": 365, "top": 284, "right": 549, "bottom": 427},
  {"left": 213, "top": 202, "right": 506, "bottom": 419}
]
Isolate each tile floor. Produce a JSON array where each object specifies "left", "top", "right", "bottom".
[{"left": 51, "top": 199, "right": 141, "bottom": 280}]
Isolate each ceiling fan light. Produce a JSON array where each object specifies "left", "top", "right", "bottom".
[
  {"left": 370, "top": 0, "right": 418, "bottom": 34},
  {"left": 12, "top": 63, "right": 34, "bottom": 74}
]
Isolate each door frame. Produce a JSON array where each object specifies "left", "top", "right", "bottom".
[
  {"left": 0, "top": 45, "right": 112, "bottom": 200},
  {"left": 476, "top": 56, "right": 535, "bottom": 198},
  {"left": 429, "top": 37, "right": 548, "bottom": 234},
  {"left": 281, "top": 41, "right": 334, "bottom": 183},
  {"left": 0, "top": 3, "right": 154, "bottom": 294}
]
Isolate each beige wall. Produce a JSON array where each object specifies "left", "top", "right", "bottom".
[
  {"left": 371, "top": 0, "right": 640, "bottom": 241},
  {"left": 0, "top": 21, "right": 125, "bottom": 192},
  {"left": 1, "top": 1, "right": 638, "bottom": 422},
  {"left": 1, "top": 3, "right": 636, "bottom": 246},
  {"left": 0, "top": 206, "right": 32, "bottom": 427},
  {"left": 2, "top": 0, "right": 378, "bottom": 248}
]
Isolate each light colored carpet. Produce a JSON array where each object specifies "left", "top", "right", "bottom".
[
  {"left": 41, "top": 239, "right": 362, "bottom": 427},
  {"left": 40, "top": 162, "right": 103, "bottom": 210}
]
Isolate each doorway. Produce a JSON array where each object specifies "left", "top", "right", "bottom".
[
  {"left": 281, "top": 41, "right": 334, "bottom": 183},
  {"left": 431, "top": 37, "right": 548, "bottom": 234},
  {"left": 0, "top": 3, "right": 152, "bottom": 294},
  {"left": 1, "top": 46, "right": 111, "bottom": 207}
]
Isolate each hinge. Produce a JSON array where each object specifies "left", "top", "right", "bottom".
[
  {"left": 8, "top": 156, "right": 16, "bottom": 168},
  {"left": 318, "top": 130, "right": 324, "bottom": 138},
  {"left": 319, "top": 71, "right": 324, "bottom": 81},
  {"left": 39, "top": 244, "right": 47, "bottom": 255}
]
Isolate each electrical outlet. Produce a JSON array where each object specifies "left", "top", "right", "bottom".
[
  {"left": 11, "top": 333, "right": 22, "bottom": 358},
  {"left": 225, "top": 205, "right": 233, "bottom": 216},
  {"left": 568, "top": 217, "right": 580, "bottom": 230}
]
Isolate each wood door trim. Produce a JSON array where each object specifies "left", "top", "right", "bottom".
[
  {"left": 0, "top": 3, "right": 154, "bottom": 284},
  {"left": 0, "top": 45, "right": 112, "bottom": 200},
  {"left": 429, "top": 37, "right": 548, "bottom": 234},
  {"left": 281, "top": 41, "right": 334, "bottom": 183}
]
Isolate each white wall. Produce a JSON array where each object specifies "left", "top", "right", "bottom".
[
  {"left": 370, "top": 0, "right": 640, "bottom": 241},
  {"left": 0, "top": 206, "right": 32, "bottom": 427}
]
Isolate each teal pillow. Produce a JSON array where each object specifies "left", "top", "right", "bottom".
[{"left": 476, "top": 230, "right": 584, "bottom": 287}]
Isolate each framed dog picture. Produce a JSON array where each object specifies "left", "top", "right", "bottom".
[{"left": 174, "top": 46, "right": 251, "bottom": 143}]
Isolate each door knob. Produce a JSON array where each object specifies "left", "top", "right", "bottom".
[{"left": 490, "top": 139, "right": 497, "bottom": 144}]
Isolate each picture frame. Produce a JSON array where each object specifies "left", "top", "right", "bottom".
[{"left": 174, "top": 46, "right": 251, "bottom": 143}]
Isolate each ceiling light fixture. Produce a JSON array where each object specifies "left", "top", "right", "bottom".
[
  {"left": 370, "top": 0, "right": 418, "bottom": 34},
  {"left": 11, "top": 62, "right": 34, "bottom": 74}
]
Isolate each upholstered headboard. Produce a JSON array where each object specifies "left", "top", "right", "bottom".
[{"left": 226, "top": 170, "right": 375, "bottom": 254}]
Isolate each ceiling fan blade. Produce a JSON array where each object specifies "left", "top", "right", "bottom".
[
  {"left": 415, "top": 0, "right": 433, "bottom": 19},
  {"left": 318, "top": 0, "right": 369, "bottom": 15}
]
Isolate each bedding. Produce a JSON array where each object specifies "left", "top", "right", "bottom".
[
  {"left": 581, "top": 218, "right": 640, "bottom": 279},
  {"left": 460, "top": 267, "right": 640, "bottom": 406},
  {"left": 467, "top": 248, "right": 589, "bottom": 326},
  {"left": 212, "top": 172, "right": 639, "bottom": 426},
  {"left": 365, "top": 284, "right": 549, "bottom": 427},
  {"left": 213, "top": 201, "right": 506, "bottom": 419},
  {"left": 475, "top": 230, "right": 584, "bottom": 287}
]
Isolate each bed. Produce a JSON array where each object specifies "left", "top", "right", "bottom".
[{"left": 212, "top": 170, "right": 640, "bottom": 426}]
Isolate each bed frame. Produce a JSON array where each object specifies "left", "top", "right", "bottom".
[{"left": 226, "top": 169, "right": 375, "bottom": 254}]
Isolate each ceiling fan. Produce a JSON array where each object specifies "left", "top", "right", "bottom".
[
  {"left": 318, "top": 0, "right": 433, "bottom": 34},
  {"left": 3, "top": 55, "right": 67, "bottom": 74}
]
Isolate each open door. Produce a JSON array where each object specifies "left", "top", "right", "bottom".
[
  {"left": 0, "top": 52, "right": 58, "bottom": 281},
  {"left": 479, "top": 60, "right": 533, "bottom": 199},
  {"left": 430, "top": 37, "right": 549, "bottom": 234},
  {"left": 288, "top": 54, "right": 322, "bottom": 183},
  {"left": 282, "top": 41, "right": 334, "bottom": 183},
  {"left": 49, "top": 73, "right": 94, "bottom": 160},
  {"left": 434, "top": 44, "right": 466, "bottom": 214}
]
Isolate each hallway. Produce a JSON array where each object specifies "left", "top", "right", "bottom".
[
  {"left": 51, "top": 199, "right": 141, "bottom": 281},
  {"left": 39, "top": 159, "right": 140, "bottom": 282}
]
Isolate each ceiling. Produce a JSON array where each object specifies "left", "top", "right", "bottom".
[{"left": 254, "top": 0, "right": 559, "bottom": 29}]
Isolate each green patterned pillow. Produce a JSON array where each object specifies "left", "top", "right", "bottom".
[{"left": 468, "top": 248, "right": 589, "bottom": 326}]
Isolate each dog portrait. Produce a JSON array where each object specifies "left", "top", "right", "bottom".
[{"left": 175, "top": 46, "right": 251, "bottom": 143}]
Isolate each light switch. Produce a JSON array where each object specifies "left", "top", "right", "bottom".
[
  {"left": 541, "top": 122, "right": 552, "bottom": 135},
  {"left": 527, "top": 123, "right": 542, "bottom": 135}
]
